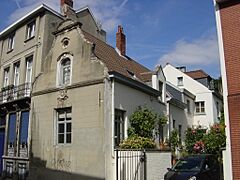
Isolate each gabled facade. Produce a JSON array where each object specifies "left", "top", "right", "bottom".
[
  {"left": 163, "top": 64, "right": 223, "bottom": 129},
  {"left": 0, "top": 1, "right": 167, "bottom": 179}
]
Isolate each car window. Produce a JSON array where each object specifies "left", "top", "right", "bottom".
[
  {"left": 204, "top": 156, "right": 218, "bottom": 170},
  {"left": 173, "top": 157, "right": 203, "bottom": 171}
]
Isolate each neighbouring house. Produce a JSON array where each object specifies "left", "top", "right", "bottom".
[
  {"left": 166, "top": 82, "right": 195, "bottom": 146},
  {"left": 214, "top": 0, "right": 240, "bottom": 179},
  {"left": 0, "top": 1, "right": 167, "bottom": 180},
  {"left": 163, "top": 64, "right": 223, "bottom": 130}
]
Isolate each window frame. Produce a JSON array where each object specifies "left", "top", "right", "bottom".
[
  {"left": 57, "top": 54, "right": 73, "bottom": 87},
  {"left": 7, "top": 33, "right": 15, "bottom": 52},
  {"left": 114, "top": 109, "right": 125, "bottom": 148},
  {"left": 56, "top": 107, "right": 72, "bottom": 145},
  {"left": 26, "top": 21, "right": 36, "bottom": 40},
  {"left": 195, "top": 101, "right": 205, "bottom": 114},
  {"left": 3, "top": 67, "right": 10, "bottom": 88},
  {"left": 13, "top": 62, "right": 20, "bottom": 87},
  {"left": 25, "top": 55, "right": 33, "bottom": 84},
  {"left": 187, "top": 99, "right": 191, "bottom": 114},
  {"left": 177, "top": 77, "right": 183, "bottom": 86}
]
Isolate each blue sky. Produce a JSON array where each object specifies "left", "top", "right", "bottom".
[{"left": 0, "top": 0, "right": 220, "bottom": 78}]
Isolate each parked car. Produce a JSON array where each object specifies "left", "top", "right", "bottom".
[{"left": 164, "top": 154, "right": 220, "bottom": 180}]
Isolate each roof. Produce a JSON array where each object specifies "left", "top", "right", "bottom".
[
  {"left": 166, "top": 83, "right": 182, "bottom": 102},
  {"left": 216, "top": 0, "right": 230, "bottom": 3},
  {"left": 185, "top": 70, "right": 210, "bottom": 80},
  {"left": 82, "top": 31, "right": 151, "bottom": 82},
  {"left": 0, "top": 4, "right": 64, "bottom": 38}
]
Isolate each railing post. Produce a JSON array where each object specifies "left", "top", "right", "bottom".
[
  {"left": 116, "top": 149, "right": 118, "bottom": 180},
  {"left": 143, "top": 150, "right": 147, "bottom": 180}
]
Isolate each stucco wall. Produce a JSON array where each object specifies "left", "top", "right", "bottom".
[
  {"left": 31, "top": 83, "right": 105, "bottom": 180},
  {"left": 146, "top": 151, "right": 171, "bottom": 180},
  {"left": 30, "top": 19, "right": 107, "bottom": 179}
]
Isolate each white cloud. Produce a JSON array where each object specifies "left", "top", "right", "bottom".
[
  {"left": 158, "top": 33, "right": 220, "bottom": 67},
  {"left": 8, "top": 0, "right": 128, "bottom": 32}
]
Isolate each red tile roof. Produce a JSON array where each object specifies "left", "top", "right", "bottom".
[
  {"left": 83, "top": 31, "right": 151, "bottom": 82},
  {"left": 185, "top": 70, "right": 209, "bottom": 80}
]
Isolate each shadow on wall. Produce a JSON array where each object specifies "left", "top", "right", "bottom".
[
  {"left": 29, "top": 168, "right": 104, "bottom": 180},
  {"left": 29, "top": 156, "right": 104, "bottom": 180},
  {"left": 0, "top": 156, "right": 104, "bottom": 180}
]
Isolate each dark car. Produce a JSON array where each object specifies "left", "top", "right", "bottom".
[{"left": 164, "top": 154, "right": 220, "bottom": 180}]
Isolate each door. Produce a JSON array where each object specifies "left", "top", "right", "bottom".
[{"left": 0, "top": 128, "right": 5, "bottom": 174}]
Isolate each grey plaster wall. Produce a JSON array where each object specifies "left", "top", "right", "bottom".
[
  {"left": 31, "top": 19, "right": 107, "bottom": 179},
  {"left": 146, "top": 151, "right": 171, "bottom": 180}
]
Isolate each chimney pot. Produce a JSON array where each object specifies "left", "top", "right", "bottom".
[
  {"left": 116, "top": 25, "right": 126, "bottom": 56},
  {"left": 61, "top": 0, "right": 73, "bottom": 16}
]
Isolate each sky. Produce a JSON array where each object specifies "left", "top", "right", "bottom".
[{"left": 0, "top": 0, "right": 221, "bottom": 78}]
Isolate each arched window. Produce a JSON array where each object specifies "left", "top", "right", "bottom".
[
  {"left": 57, "top": 54, "right": 72, "bottom": 87},
  {"left": 61, "top": 58, "right": 71, "bottom": 85}
]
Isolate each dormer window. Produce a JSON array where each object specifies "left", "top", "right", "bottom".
[
  {"left": 177, "top": 77, "right": 183, "bottom": 86},
  {"left": 8, "top": 33, "right": 15, "bottom": 51},
  {"left": 57, "top": 54, "right": 72, "bottom": 87},
  {"left": 26, "top": 21, "right": 35, "bottom": 40}
]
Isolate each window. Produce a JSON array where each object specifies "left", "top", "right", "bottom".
[
  {"left": 187, "top": 100, "right": 191, "bottom": 113},
  {"left": 114, "top": 109, "right": 125, "bottom": 147},
  {"left": 57, "top": 108, "right": 72, "bottom": 144},
  {"left": 61, "top": 58, "right": 71, "bottom": 85},
  {"left": 19, "top": 111, "right": 29, "bottom": 150},
  {"left": 3, "top": 67, "right": 10, "bottom": 87},
  {"left": 25, "top": 56, "right": 33, "bottom": 84},
  {"left": 173, "top": 120, "right": 176, "bottom": 129},
  {"left": 177, "top": 77, "right": 183, "bottom": 86},
  {"left": 13, "top": 62, "right": 20, "bottom": 86},
  {"left": 26, "top": 21, "right": 35, "bottom": 40},
  {"left": 8, "top": 33, "right": 15, "bottom": 51},
  {"left": 8, "top": 113, "right": 17, "bottom": 156},
  {"left": 57, "top": 54, "right": 72, "bottom": 87},
  {"left": 178, "top": 125, "right": 182, "bottom": 145},
  {"left": 195, "top": 101, "right": 205, "bottom": 114}
]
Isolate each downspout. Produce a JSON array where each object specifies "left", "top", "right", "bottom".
[{"left": 111, "top": 77, "right": 115, "bottom": 157}]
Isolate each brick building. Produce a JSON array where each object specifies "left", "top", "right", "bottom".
[{"left": 214, "top": 0, "right": 240, "bottom": 179}]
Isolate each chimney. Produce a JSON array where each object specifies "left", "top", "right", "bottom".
[
  {"left": 61, "top": 0, "right": 74, "bottom": 16},
  {"left": 116, "top": 25, "right": 126, "bottom": 56}
]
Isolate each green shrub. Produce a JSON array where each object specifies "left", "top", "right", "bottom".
[{"left": 120, "top": 136, "right": 156, "bottom": 149}]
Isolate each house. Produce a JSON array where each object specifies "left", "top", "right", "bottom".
[
  {"left": 214, "top": 0, "right": 240, "bottom": 179},
  {"left": 0, "top": 0, "right": 166, "bottom": 179},
  {"left": 166, "top": 82, "right": 195, "bottom": 145},
  {"left": 163, "top": 64, "right": 223, "bottom": 129}
]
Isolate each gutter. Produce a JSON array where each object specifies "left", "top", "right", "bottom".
[{"left": 109, "top": 71, "right": 161, "bottom": 97}]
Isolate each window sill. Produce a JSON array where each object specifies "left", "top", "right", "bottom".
[
  {"left": 24, "top": 36, "right": 35, "bottom": 43},
  {"left": 195, "top": 112, "right": 206, "bottom": 116},
  {"left": 7, "top": 49, "right": 13, "bottom": 54}
]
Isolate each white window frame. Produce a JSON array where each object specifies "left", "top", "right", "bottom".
[
  {"left": 57, "top": 54, "right": 73, "bottom": 87},
  {"left": 8, "top": 33, "right": 15, "bottom": 51},
  {"left": 195, "top": 101, "right": 205, "bottom": 114},
  {"left": 56, "top": 108, "right": 72, "bottom": 144},
  {"left": 13, "top": 62, "right": 20, "bottom": 86},
  {"left": 26, "top": 21, "right": 35, "bottom": 40},
  {"left": 25, "top": 56, "right": 33, "bottom": 84},
  {"left": 114, "top": 109, "right": 125, "bottom": 147},
  {"left": 3, "top": 67, "right": 10, "bottom": 88},
  {"left": 177, "top": 77, "right": 183, "bottom": 86}
]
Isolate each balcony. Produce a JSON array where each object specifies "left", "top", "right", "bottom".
[{"left": 0, "top": 83, "right": 31, "bottom": 104}]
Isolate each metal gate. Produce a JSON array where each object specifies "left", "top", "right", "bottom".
[{"left": 115, "top": 149, "right": 146, "bottom": 180}]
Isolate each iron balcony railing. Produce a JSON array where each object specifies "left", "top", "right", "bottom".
[{"left": 0, "top": 83, "right": 31, "bottom": 104}]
